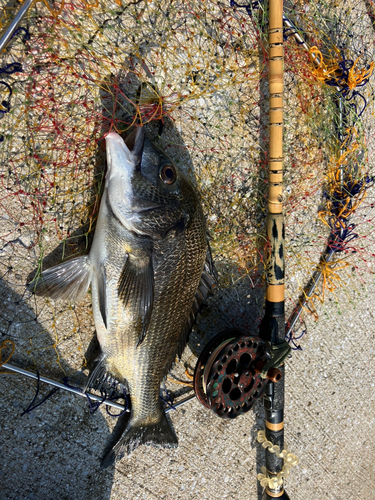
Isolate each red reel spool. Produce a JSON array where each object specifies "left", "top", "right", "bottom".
[{"left": 193, "top": 329, "right": 273, "bottom": 419}]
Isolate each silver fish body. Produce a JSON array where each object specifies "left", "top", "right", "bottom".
[{"left": 29, "top": 127, "right": 214, "bottom": 466}]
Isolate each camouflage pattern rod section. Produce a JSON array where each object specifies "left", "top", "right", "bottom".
[{"left": 266, "top": 213, "right": 285, "bottom": 290}]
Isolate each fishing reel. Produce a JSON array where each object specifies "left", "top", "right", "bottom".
[{"left": 193, "top": 329, "right": 282, "bottom": 419}]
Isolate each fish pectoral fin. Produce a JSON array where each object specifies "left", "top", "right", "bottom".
[
  {"left": 27, "top": 256, "right": 92, "bottom": 301},
  {"left": 118, "top": 254, "right": 154, "bottom": 346},
  {"left": 101, "top": 409, "right": 178, "bottom": 468}
]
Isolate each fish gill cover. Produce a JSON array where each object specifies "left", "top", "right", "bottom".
[{"left": 0, "top": 0, "right": 374, "bottom": 387}]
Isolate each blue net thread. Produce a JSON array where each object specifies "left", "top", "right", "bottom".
[
  {"left": 325, "top": 51, "right": 372, "bottom": 118},
  {"left": 230, "top": 0, "right": 263, "bottom": 16},
  {"left": 105, "top": 388, "right": 129, "bottom": 417},
  {"left": 0, "top": 64, "right": 23, "bottom": 142},
  {"left": 325, "top": 175, "right": 375, "bottom": 253},
  {"left": 11, "top": 27, "right": 30, "bottom": 44},
  {"left": 283, "top": 18, "right": 307, "bottom": 44},
  {"left": 63, "top": 377, "right": 129, "bottom": 417},
  {"left": 20, "top": 373, "right": 129, "bottom": 417},
  {"left": 285, "top": 327, "right": 306, "bottom": 351},
  {"left": 0, "top": 27, "right": 29, "bottom": 142},
  {"left": 20, "top": 371, "right": 59, "bottom": 416}
]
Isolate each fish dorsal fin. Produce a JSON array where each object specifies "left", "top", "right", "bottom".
[
  {"left": 118, "top": 253, "right": 154, "bottom": 346},
  {"left": 177, "top": 244, "right": 217, "bottom": 358},
  {"left": 27, "top": 256, "right": 92, "bottom": 301}
]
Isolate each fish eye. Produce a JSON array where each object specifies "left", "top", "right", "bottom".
[{"left": 160, "top": 164, "right": 176, "bottom": 185}]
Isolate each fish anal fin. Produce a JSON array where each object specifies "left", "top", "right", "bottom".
[
  {"left": 27, "top": 256, "right": 92, "bottom": 301},
  {"left": 84, "top": 353, "right": 127, "bottom": 396},
  {"left": 101, "top": 409, "right": 177, "bottom": 468},
  {"left": 118, "top": 254, "right": 154, "bottom": 346}
]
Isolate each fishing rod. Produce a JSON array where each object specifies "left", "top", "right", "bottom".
[
  {"left": 192, "top": 2, "right": 297, "bottom": 497},
  {"left": 190, "top": 2, "right": 303, "bottom": 497},
  {"left": 257, "top": 0, "right": 292, "bottom": 498}
]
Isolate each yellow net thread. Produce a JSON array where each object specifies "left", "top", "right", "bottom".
[
  {"left": 309, "top": 46, "right": 374, "bottom": 89},
  {"left": 0, "top": 339, "right": 16, "bottom": 374}
]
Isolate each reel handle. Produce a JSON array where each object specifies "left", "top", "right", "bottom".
[{"left": 253, "top": 360, "right": 282, "bottom": 383}]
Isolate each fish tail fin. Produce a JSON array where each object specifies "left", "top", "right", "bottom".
[{"left": 101, "top": 409, "right": 178, "bottom": 468}]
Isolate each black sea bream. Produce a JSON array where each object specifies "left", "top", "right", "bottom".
[{"left": 29, "top": 127, "right": 215, "bottom": 466}]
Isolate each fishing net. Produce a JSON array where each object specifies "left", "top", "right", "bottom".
[{"left": 0, "top": 0, "right": 374, "bottom": 388}]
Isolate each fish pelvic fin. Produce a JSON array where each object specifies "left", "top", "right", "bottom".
[
  {"left": 97, "top": 263, "right": 107, "bottom": 328},
  {"left": 118, "top": 253, "right": 154, "bottom": 346},
  {"left": 101, "top": 409, "right": 178, "bottom": 468},
  {"left": 27, "top": 256, "right": 92, "bottom": 301}
]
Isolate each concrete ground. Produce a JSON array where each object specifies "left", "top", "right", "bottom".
[
  {"left": 1, "top": 1, "right": 375, "bottom": 500},
  {"left": 1, "top": 283, "right": 375, "bottom": 500}
]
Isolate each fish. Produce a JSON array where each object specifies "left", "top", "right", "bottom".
[{"left": 28, "top": 126, "right": 215, "bottom": 466}]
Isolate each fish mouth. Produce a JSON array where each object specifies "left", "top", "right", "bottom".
[{"left": 106, "top": 131, "right": 126, "bottom": 145}]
